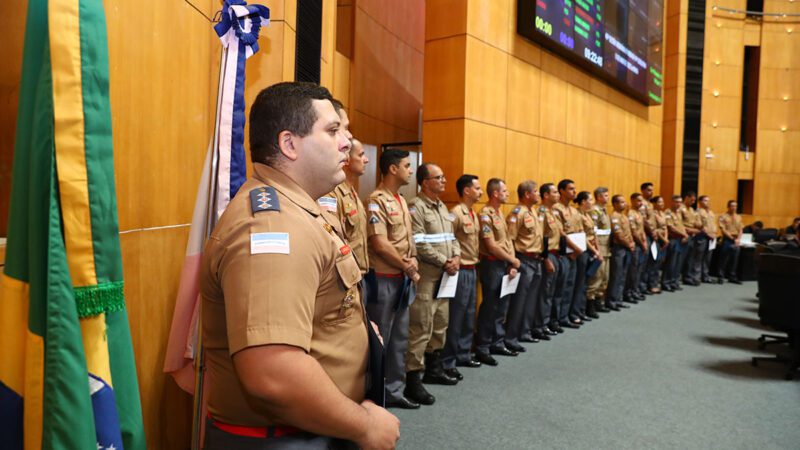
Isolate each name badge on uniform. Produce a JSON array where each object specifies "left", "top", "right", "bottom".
[
  {"left": 368, "top": 203, "right": 380, "bottom": 212},
  {"left": 409, "top": 206, "right": 417, "bottom": 215},
  {"left": 448, "top": 213, "right": 456, "bottom": 222},
  {"left": 250, "top": 232, "right": 290, "bottom": 255},
  {"left": 317, "top": 196, "right": 337, "bottom": 213}
]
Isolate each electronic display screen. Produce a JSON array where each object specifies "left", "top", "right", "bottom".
[{"left": 518, "top": 0, "right": 663, "bottom": 105}]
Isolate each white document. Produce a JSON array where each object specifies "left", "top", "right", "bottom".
[
  {"left": 650, "top": 241, "right": 658, "bottom": 260},
  {"left": 436, "top": 271, "right": 459, "bottom": 299},
  {"left": 740, "top": 233, "right": 755, "bottom": 247},
  {"left": 709, "top": 239, "right": 717, "bottom": 251},
  {"left": 566, "top": 232, "right": 587, "bottom": 254},
  {"left": 500, "top": 274, "right": 521, "bottom": 298}
]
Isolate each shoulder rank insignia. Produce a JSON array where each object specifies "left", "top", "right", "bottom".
[
  {"left": 250, "top": 186, "right": 280, "bottom": 214},
  {"left": 512, "top": 206, "right": 521, "bottom": 214}
]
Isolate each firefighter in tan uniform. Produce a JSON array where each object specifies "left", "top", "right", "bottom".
[
  {"left": 201, "top": 82, "right": 398, "bottom": 449},
  {"left": 640, "top": 182, "right": 657, "bottom": 294},
  {"left": 586, "top": 187, "right": 612, "bottom": 315},
  {"left": 475, "top": 178, "right": 521, "bottom": 366},
  {"left": 663, "top": 195, "right": 690, "bottom": 291},
  {"left": 576, "top": 191, "right": 604, "bottom": 319},
  {"left": 536, "top": 183, "right": 565, "bottom": 336},
  {"left": 366, "top": 148, "right": 421, "bottom": 410},
  {"left": 607, "top": 195, "right": 635, "bottom": 310},
  {"left": 553, "top": 179, "right": 586, "bottom": 328},
  {"left": 680, "top": 191, "right": 703, "bottom": 286},
  {"left": 404, "top": 164, "right": 461, "bottom": 406},
  {"left": 625, "top": 193, "right": 648, "bottom": 303},
  {"left": 645, "top": 196, "right": 670, "bottom": 293},
  {"left": 716, "top": 200, "right": 744, "bottom": 284},
  {"left": 441, "top": 174, "right": 483, "bottom": 374},
  {"left": 696, "top": 195, "right": 719, "bottom": 283},
  {"left": 505, "top": 180, "right": 546, "bottom": 351}
]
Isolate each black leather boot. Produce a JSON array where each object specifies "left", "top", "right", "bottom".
[
  {"left": 586, "top": 300, "right": 600, "bottom": 319},
  {"left": 403, "top": 370, "right": 435, "bottom": 405},
  {"left": 422, "top": 351, "right": 458, "bottom": 385}
]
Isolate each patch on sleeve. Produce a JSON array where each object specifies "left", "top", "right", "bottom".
[
  {"left": 250, "top": 187, "right": 280, "bottom": 214},
  {"left": 613, "top": 225, "right": 620, "bottom": 231},
  {"left": 250, "top": 232, "right": 290, "bottom": 254},
  {"left": 612, "top": 218, "right": 619, "bottom": 223},
  {"left": 369, "top": 215, "right": 380, "bottom": 224},
  {"left": 510, "top": 216, "right": 518, "bottom": 223},
  {"left": 480, "top": 214, "right": 491, "bottom": 223},
  {"left": 448, "top": 213, "right": 456, "bottom": 222},
  {"left": 482, "top": 225, "right": 492, "bottom": 234},
  {"left": 409, "top": 206, "right": 417, "bottom": 215},
  {"left": 317, "top": 196, "right": 337, "bottom": 213},
  {"left": 368, "top": 203, "right": 380, "bottom": 212},
  {"left": 512, "top": 206, "right": 521, "bottom": 214}
]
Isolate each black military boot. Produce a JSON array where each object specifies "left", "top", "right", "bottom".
[
  {"left": 586, "top": 300, "right": 600, "bottom": 319},
  {"left": 403, "top": 370, "right": 435, "bottom": 405},
  {"left": 422, "top": 351, "right": 458, "bottom": 385}
]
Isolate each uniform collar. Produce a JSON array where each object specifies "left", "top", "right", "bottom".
[
  {"left": 418, "top": 191, "right": 441, "bottom": 207},
  {"left": 253, "top": 163, "right": 321, "bottom": 216}
]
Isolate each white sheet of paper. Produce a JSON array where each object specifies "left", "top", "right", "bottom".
[
  {"left": 436, "top": 271, "right": 459, "bottom": 298},
  {"left": 740, "top": 233, "right": 754, "bottom": 246},
  {"left": 500, "top": 274, "right": 521, "bottom": 298},
  {"left": 709, "top": 239, "right": 717, "bottom": 251},
  {"left": 566, "top": 232, "right": 587, "bottom": 254},
  {"left": 650, "top": 240, "right": 658, "bottom": 260}
]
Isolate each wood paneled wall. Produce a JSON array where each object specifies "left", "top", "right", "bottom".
[
  {"left": 661, "top": 0, "right": 688, "bottom": 200},
  {"left": 423, "top": 0, "right": 664, "bottom": 213}
]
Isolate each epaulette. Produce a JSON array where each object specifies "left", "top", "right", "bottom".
[{"left": 250, "top": 186, "right": 280, "bottom": 214}]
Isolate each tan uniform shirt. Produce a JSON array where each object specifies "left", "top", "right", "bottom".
[
  {"left": 718, "top": 212, "right": 743, "bottom": 240},
  {"left": 698, "top": 208, "right": 718, "bottom": 238},
  {"left": 507, "top": 204, "right": 544, "bottom": 254},
  {"left": 366, "top": 185, "right": 416, "bottom": 274},
  {"left": 611, "top": 210, "right": 634, "bottom": 246},
  {"left": 628, "top": 209, "right": 647, "bottom": 244},
  {"left": 451, "top": 203, "right": 480, "bottom": 265},
  {"left": 679, "top": 205, "right": 701, "bottom": 231},
  {"left": 553, "top": 202, "right": 584, "bottom": 234},
  {"left": 479, "top": 205, "right": 514, "bottom": 258},
  {"left": 665, "top": 209, "right": 687, "bottom": 238},
  {"left": 329, "top": 181, "right": 369, "bottom": 273},
  {"left": 201, "top": 164, "right": 367, "bottom": 426},
  {"left": 642, "top": 199, "right": 656, "bottom": 236},
  {"left": 581, "top": 211, "right": 597, "bottom": 247},
  {"left": 589, "top": 204, "right": 612, "bottom": 256},
  {"left": 409, "top": 192, "right": 460, "bottom": 278},
  {"left": 541, "top": 205, "right": 564, "bottom": 253},
  {"left": 653, "top": 210, "right": 668, "bottom": 241}
]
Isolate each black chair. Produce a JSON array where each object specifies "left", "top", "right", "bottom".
[
  {"left": 751, "top": 254, "right": 800, "bottom": 380},
  {"left": 754, "top": 228, "right": 779, "bottom": 243}
]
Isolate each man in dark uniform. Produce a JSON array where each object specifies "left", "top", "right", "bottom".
[{"left": 201, "top": 82, "right": 399, "bottom": 449}]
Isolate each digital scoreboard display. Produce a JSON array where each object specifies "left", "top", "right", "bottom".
[{"left": 518, "top": 0, "right": 663, "bottom": 105}]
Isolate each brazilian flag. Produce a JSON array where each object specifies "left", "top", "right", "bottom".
[{"left": 0, "top": 0, "right": 145, "bottom": 448}]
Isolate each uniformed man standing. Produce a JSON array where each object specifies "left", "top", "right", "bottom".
[
  {"left": 505, "top": 180, "right": 546, "bottom": 352},
  {"left": 475, "top": 178, "right": 521, "bottom": 366},
  {"left": 696, "top": 195, "right": 719, "bottom": 283},
  {"left": 608, "top": 195, "right": 635, "bottom": 310},
  {"left": 366, "top": 148, "right": 421, "bottom": 410},
  {"left": 663, "top": 195, "right": 689, "bottom": 292},
  {"left": 625, "top": 193, "right": 647, "bottom": 303},
  {"left": 200, "top": 82, "right": 399, "bottom": 449},
  {"left": 441, "top": 175, "right": 483, "bottom": 374},
  {"left": 404, "top": 163, "right": 460, "bottom": 406},
  {"left": 716, "top": 200, "right": 743, "bottom": 284},
  {"left": 679, "top": 191, "right": 703, "bottom": 286},
  {"left": 646, "top": 196, "right": 670, "bottom": 293},
  {"left": 554, "top": 179, "right": 585, "bottom": 328},
  {"left": 575, "top": 191, "right": 603, "bottom": 320},
  {"left": 640, "top": 182, "right": 657, "bottom": 295},
  {"left": 586, "top": 187, "right": 612, "bottom": 315},
  {"left": 536, "top": 183, "right": 566, "bottom": 336}
]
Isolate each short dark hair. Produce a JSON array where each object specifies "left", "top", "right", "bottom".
[
  {"left": 487, "top": 178, "right": 505, "bottom": 197},
  {"left": 331, "top": 98, "right": 344, "bottom": 112},
  {"left": 683, "top": 191, "right": 697, "bottom": 199},
  {"left": 727, "top": 200, "right": 737, "bottom": 207},
  {"left": 652, "top": 195, "right": 662, "bottom": 204},
  {"left": 456, "top": 174, "right": 479, "bottom": 197},
  {"left": 540, "top": 183, "right": 555, "bottom": 198},
  {"left": 379, "top": 148, "right": 409, "bottom": 175},
  {"left": 612, "top": 194, "right": 624, "bottom": 205},
  {"left": 594, "top": 187, "right": 609, "bottom": 197},
  {"left": 754, "top": 221, "right": 764, "bottom": 227},
  {"left": 672, "top": 194, "right": 682, "bottom": 201},
  {"left": 517, "top": 180, "right": 537, "bottom": 200},
  {"left": 575, "top": 191, "right": 591, "bottom": 205},
  {"left": 249, "top": 82, "right": 334, "bottom": 166},
  {"left": 641, "top": 182, "right": 654, "bottom": 190},
  {"left": 630, "top": 193, "right": 642, "bottom": 200},
  {"left": 698, "top": 195, "right": 708, "bottom": 202},
  {"left": 417, "top": 163, "right": 432, "bottom": 185},
  {"left": 557, "top": 179, "right": 575, "bottom": 192}
]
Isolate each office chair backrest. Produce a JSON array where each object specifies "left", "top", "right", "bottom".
[
  {"left": 757, "top": 254, "right": 800, "bottom": 331},
  {"left": 755, "top": 228, "right": 779, "bottom": 243}
]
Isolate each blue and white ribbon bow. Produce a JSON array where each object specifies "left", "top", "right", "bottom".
[{"left": 213, "top": 1, "right": 270, "bottom": 219}]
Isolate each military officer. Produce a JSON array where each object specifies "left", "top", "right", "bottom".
[
  {"left": 608, "top": 195, "right": 635, "bottom": 310},
  {"left": 716, "top": 200, "right": 743, "bottom": 284},
  {"left": 201, "top": 82, "right": 398, "bottom": 449},
  {"left": 586, "top": 187, "right": 612, "bottom": 315},
  {"left": 404, "top": 163, "right": 460, "bottom": 406},
  {"left": 646, "top": 196, "right": 670, "bottom": 293},
  {"left": 441, "top": 174, "right": 483, "bottom": 374},
  {"left": 475, "top": 178, "right": 521, "bottom": 366},
  {"left": 575, "top": 191, "right": 603, "bottom": 320},
  {"left": 696, "top": 195, "right": 719, "bottom": 283},
  {"left": 640, "top": 182, "right": 657, "bottom": 294},
  {"left": 536, "top": 183, "right": 565, "bottom": 336},
  {"left": 625, "top": 193, "right": 647, "bottom": 303},
  {"left": 680, "top": 191, "right": 703, "bottom": 286},
  {"left": 366, "top": 148, "right": 421, "bottom": 410},
  {"left": 505, "top": 180, "right": 546, "bottom": 351},
  {"left": 554, "top": 179, "right": 585, "bottom": 328},
  {"left": 663, "top": 195, "right": 689, "bottom": 292}
]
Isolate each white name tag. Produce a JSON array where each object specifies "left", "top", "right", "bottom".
[{"left": 250, "top": 232, "right": 290, "bottom": 255}]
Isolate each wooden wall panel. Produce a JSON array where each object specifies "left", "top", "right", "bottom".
[
  {"left": 422, "top": 119, "right": 465, "bottom": 204},
  {"left": 464, "top": 36, "right": 508, "bottom": 127},
  {"left": 506, "top": 56, "right": 541, "bottom": 136},
  {"left": 462, "top": 119, "right": 507, "bottom": 181},
  {"left": 504, "top": 130, "right": 540, "bottom": 203},
  {"left": 425, "top": 0, "right": 467, "bottom": 41},
  {"left": 466, "top": 0, "right": 511, "bottom": 51},
  {"left": 538, "top": 71, "right": 568, "bottom": 142}
]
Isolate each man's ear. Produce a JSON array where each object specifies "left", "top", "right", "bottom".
[
  {"left": 278, "top": 130, "right": 299, "bottom": 161},
  {"left": 388, "top": 164, "right": 398, "bottom": 176}
]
